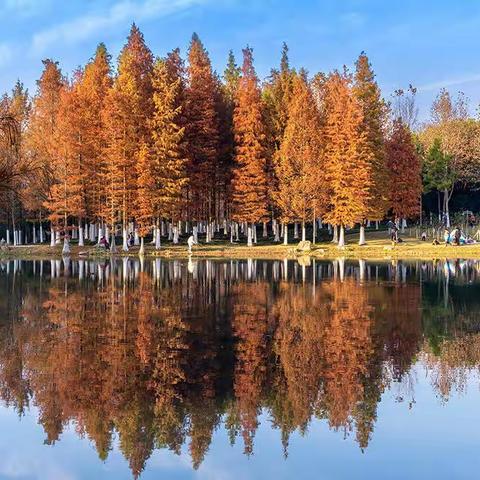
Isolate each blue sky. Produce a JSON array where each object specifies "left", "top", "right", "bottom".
[{"left": 1, "top": 0, "right": 480, "bottom": 121}]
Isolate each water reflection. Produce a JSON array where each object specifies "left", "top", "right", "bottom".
[{"left": 1, "top": 258, "right": 480, "bottom": 477}]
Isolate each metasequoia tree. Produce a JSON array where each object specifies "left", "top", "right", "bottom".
[
  {"left": 103, "top": 24, "right": 153, "bottom": 251},
  {"left": 263, "top": 43, "right": 295, "bottom": 227},
  {"left": 46, "top": 72, "right": 86, "bottom": 252},
  {"left": 353, "top": 52, "right": 388, "bottom": 244},
  {"left": 26, "top": 59, "right": 64, "bottom": 245},
  {"left": 150, "top": 57, "right": 188, "bottom": 244},
  {"left": 76, "top": 43, "right": 112, "bottom": 230},
  {"left": 184, "top": 33, "right": 219, "bottom": 231},
  {"left": 322, "top": 71, "right": 373, "bottom": 247},
  {"left": 216, "top": 51, "right": 241, "bottom": 224},
  {"left": 230, "top": 47, "right": 268, "bottom": 246},
  {"left": 385, "top": 119, "right": 422, "bottom": 222},
  {"left": 274, "top": 73, "right": 324, "bottom": 243}
]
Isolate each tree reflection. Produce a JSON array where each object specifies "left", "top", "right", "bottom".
[{"left": 0, "top": 258, "right": 479, "bottom": 476}]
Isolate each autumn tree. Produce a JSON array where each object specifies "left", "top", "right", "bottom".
[
  {"left": 231, "top": 47, "right": 268, "bottom": 246},
  {"left": 103, "top": 24, "right": 153, "bottom": 251},
  {"left": 273, "top": 72, "right": 324, "bottom": 244},
  {"left": 353, "top": 52, "right": 388, "bottom": 244},
  {"left": 150, "top": 57, "right": 188, "bottom": 244},
  {"left": 26, "top": 59, "right": 65, "bottom": 246},
  {"left": 46, "top": 72, "right": 86, "bottom": 253},
  {"left": 322, "top": 71, "right": 373, "bottom": 247},
  {"left": 216, "top": 51, "right": 241, "bottom": 224},
  {"left": 184, "top": 33, "right": 219, "bottom": 236},
  {"left": 385, "top": 119, "right": 422, "bottom": 222},
  {"left": 76, "top": 43, "right": 112, "bottom": 233},
  {"left": 263, "top": 43, "right": 295, "bottom": 225}
]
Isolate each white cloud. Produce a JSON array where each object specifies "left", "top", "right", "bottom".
[
  {"left": 418, "top": 73, "right": 480, "bottom": 92},
  {"left": 31, "top": 0, "right": 212, "bottom": 54}
]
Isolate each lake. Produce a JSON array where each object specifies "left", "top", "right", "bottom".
[{"left": 0, "top": 257, "right": 479, "bottom": 479}]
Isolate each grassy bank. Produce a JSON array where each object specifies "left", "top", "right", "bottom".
[{"left": 2, "top": 231, "right": 480, "bottom": 260}]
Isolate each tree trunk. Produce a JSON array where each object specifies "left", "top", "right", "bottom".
[
  {"left": 332, "top": 225, "right": 338, "bottom": 243},
  {"left": 97, "top": 225, "right": 103, "bottom": 244},
  {"left": 62, "top": 237, "right": 71, "bottom": 255},
  {"left": 263, "top": 221, "right": 267, "bottom": 238},
  {"left": 274, "top": 221, "right": 280, "bottom": 242},
  {"left": 301, "top": 221, "right": 306, "bottom": 242},
  {"left": 173, "top": 225, "right": 179, "bottom": 244},
  {"left": 110, "top": 229, "right": 116, "bottom": 253},
  {"left": 253, "top": 224, "right": 257, "bottom": 244},
  {"left": 155, "top": 226, "right": 161, "bottom": 250},
  {"left": 338, "top": 225, "right": 345, "bottom": 247},
  {"left": 283, "top": 223, "right": 288, "bottom": 245},
  {"left": 444, "top": 188, "right": 450, "bottom": 228},
  {"left": 294, "top": 222, "right": 299, "bottom": 239},
  {"left": 139, "top": 237, "right": 145, "bottom": 256},
  {"left": 358, "top": 224, "right": 366, "bottom": 246},
  {"left": 6, "top": 229, "right": 10, "bottom": 245},
  {"left": 50, "top": 222, "right": 55, "bottom": 247},
  {"left": 32, "top": 225, "right": 37, "bottom": 244},
  {"left": 134, "top": 228, "right": 140, "bottom": 246},
  {"left": 247, "top": 225, "right": 253, "bottom": 247},
  {"left": 122, "top": 228, "right": 129, "bottom": 251},
  {"left": 78, "top": 220, "right": 84, "bottom": 247},
  {"left": 39, "top": 223, "right": 44, "bottom": 243}
]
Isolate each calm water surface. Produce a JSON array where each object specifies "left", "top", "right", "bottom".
[{"left": 0, "top": 257, "right": 480, "bottom": 479}]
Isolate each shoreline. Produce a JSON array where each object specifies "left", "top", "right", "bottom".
[{"left": 2, "top": 237, "right": 480, "bottom": 261}]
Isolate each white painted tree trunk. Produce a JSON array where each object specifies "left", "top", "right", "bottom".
[
  {"left": 283, "top": 223, "right": 288, "bottom": 245},
  {"left": 50, "top": 223, "right": 55, "bottom": 246},
  {"left": 294, "top": 222, "right": 299, "bottom": 239},
  {"left": 33, "top": 226, "right": 37, "bottom": 244},
  {"left": 401, "top": 218, "right": 407, "bottom": 232},
  {"left": 110, "top": 230, "right": 116, "bottom": 253},
  {"left": 13, "top": 230, "right": 17, "bottom": 246},
  {"left": 62, "top": 237, "right": 71, "bottom": 255},
  {"left": 332, "top": 225, "right": 338, "bottom": 243},
  {"left": 173, "top": 226, "right": 179, "bottom": 244},
  {"left": 39, "top": 224, "right": 44, "bottom": 243},
  {"left": 105, "top": 226, "right": 110, "bottom": 244},
  {"left": 97, "top": 225, "right": 103, "bottom": 244},
  {"left": 55, "top": 231, "right": 61, "bottom": 245},
  {"left": 155, "top": 227, "right": 161, "bottom": 250},
  {"left": 168, "top": 223, "right": 173, "bottom": 241},
  {"left": 152, "top": 226, "right": 157, "bottom": 244},
  {"left": 230, "top": 222, "right": 234, "bottom": 243},
  {"left": 338, "top": 225, "right": 345, "bottom": 247},
  {"left": 139, "top": 237, "right": 145, "bottom": 256},
  {"left": 161, "top": 220, "right": 166, "bottom": 237},
  {"left": 376, "top": 220, "right": 379, "bottom": 230},
  {"left": 301, "top": 222, "right": 306, "bottom": 242},
  {"left": 122, "top": 228, "right": 129, "bottom": 251},
  {"left": 274, "top": 222, "right": 280, "bottom": 242},
  {"left": 358, "top": 224, "right": 366, "bottom": 245},
  {"left": 367, "top": 220, "right": 371, "bottom": 227},
  {"left": 134, "top": 228, "right": 140, "bottom": 246},
  {"left": 253, "top": 224, "right": 257, "bottom": 244},
  {"left": 263, "top": 221, "right": 268, "bottom": 238},
  {"left": 235, "top": 223, "right": 240, "bottom": 241},
  {"left": 193, "top": 226, "right": 198, "bottom": 244},
  {"left": 78, "top": 224, "right": 84, "bottom": 247},
  {"left": 6, "top": 229, "right": 10, "bottom": 245},
  {"left": 247, "top": 225, "right": 253, "bottom": 247}
]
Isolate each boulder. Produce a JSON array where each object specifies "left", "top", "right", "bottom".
[{"left": 296, "top": 240, "right": 311, "bottom": 252}]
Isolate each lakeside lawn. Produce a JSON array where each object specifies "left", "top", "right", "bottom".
[{"left": 2, "top": 230, "right": 480, "bottom": 261}]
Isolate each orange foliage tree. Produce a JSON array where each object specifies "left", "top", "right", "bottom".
[
  {"left": 274, "top": 72, "right": 325, "bottom": 244},
  {"left": 322, "top": 71, "right": 373, "bottom": 247},
  {"left": 385, "top": 119, "right": 422, "bottom": 221},
  {"left": 231, "top": 47, "right": 268, "bottom": 246}
]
